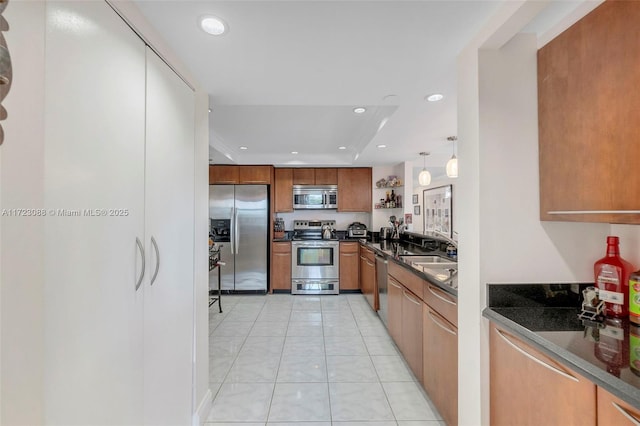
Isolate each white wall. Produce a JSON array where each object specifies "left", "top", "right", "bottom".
[{"left": 1, "top": 2, "right": 46, "bottom": 424}]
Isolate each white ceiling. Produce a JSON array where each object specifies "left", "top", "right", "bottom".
[{"left": 133, "top": 0, "right": 591, "bottom": 176}]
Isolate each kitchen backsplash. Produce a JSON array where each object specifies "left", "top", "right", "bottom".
[{"left": 276, "top": 211, "right": 371, "bottom": 231}]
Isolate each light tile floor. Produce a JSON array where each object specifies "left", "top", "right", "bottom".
[{"left": 207, "top": 294, "right": 445, "bottom": 426}]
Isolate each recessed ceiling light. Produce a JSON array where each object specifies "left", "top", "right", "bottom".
[
  {"left": 377, "top": 144, "right": 387, "bottom": 149},
  {"left": 239, "top": 146, "right": 248, "bottom": 150},
  {"left": 353, "top": 107, "right": 366, "bottom": 114},
  {"left": 208, "top": 108, "right": 212, "bottom": 113},
  {"left": 425, "top": 93, "right": 444, "bottom": 102},
  {"left": 200, "top": 16, "right": 227, "bottom": 35},
  {"left": 338, "top": 146, "right": 347, "bottom": 150},
  {"left": 291, "top": 151, "right": 298, "bottom": 155}
]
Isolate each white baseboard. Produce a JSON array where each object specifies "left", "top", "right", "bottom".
[{"left": 193, "top": 388, "right": 213, "bottom": 426}]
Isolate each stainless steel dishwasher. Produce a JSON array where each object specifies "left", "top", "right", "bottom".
[{"left": 375, "top": 254, "right": 389, "bottom": 326}]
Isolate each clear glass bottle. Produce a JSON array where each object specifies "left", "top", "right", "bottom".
[{"left": 594, "top": 236, "right": 634, "bottom": 317}]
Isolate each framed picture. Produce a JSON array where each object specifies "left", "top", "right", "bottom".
[
  {"left": 414, "top": 205, "right": 420, "bottom": 215},
  {"left": 412, "top": 194, "right": 419, "bottom": 204},
  {"left": 404, "top": 213, "right": 412, "bottom": 224},
  {"left": 423, "top": 185, "right": 453, "bottom": 238}
]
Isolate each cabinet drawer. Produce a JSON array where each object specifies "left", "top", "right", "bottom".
[
  {"left": 340, "top": 241, "right": 359, "bottom": 254},
  {"left": 272, "top": 241, "right": 291, "bottom": 253},
  {"left": 388, "top": 261, "right": 424, "bottom": 302},
  {"left": 423, "top": 283, "right": 457, "bottom": 327},
  {"left": 597, "top": 386, "right": 640, "bottom": 426}
]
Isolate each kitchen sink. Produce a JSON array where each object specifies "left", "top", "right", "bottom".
[{"left": 399, "top": 255, "right": 457, "bottom": 267}]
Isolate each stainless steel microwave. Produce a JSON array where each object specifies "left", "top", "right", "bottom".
[{"left": 292, "top": 185, "right": 337, "bottom": 209}]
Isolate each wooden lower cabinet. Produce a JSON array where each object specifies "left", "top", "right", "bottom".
[
  {"left": 490, "top": 323, "right": 597, "bottom": 426},
  {"left": 401, "top": 289, "right": 423, "bottom": 381},
  {"left": 423, "top": 305, "right": 457, "bottom": 426},
  {"left": 597, "top": 386, "right": 640, "bottom": 425},
  {"left": 359, "top": 246, "right": 377, "bottom": 310},
  {"left": 271, "top": 242, "right": 291, "bottom": 291},
  {"left": 387, "top": 276, "right": 403, "bottom": 345},
  {"left": 339, "top": 242, "right": 359, "bottom": 291}
]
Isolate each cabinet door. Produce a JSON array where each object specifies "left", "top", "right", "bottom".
[
  {"left": 43, "top": 2, "right": 145, "bottom": 423},
  {"left": 144, "top": 48, "right": 195, "bottom": 425},
  {"left": 597, "top": 386, "right": 640, "bottom": 426},
  {"left": 339, "top": 242, "right": 360, "bottom": 290},
  {"left": 337, "top": 168, "right": 372, "bottom": 212},
  {"left": 387, "top": 276, "right": 403, "bottom": 346},
  {"left": 239, "top": 165, "right": 272, "bottom": 184},
  {"left": 209, "top": 165, "right": 239, "bottom": 184},
  {"left": 423, "top": 305, "right": 457, "bottom": 426},
  {"left": 293, "top": 168, "right": 315, "bottom": 184},
  {"left": 274, "top": 168, "right": 293, "bottom": 212},
  {"left": 315, "top": 168, "right": 338, "bottom": 185},
  {"left": 538, "top": 1, "right": 640, "bottom": 224},
  {"left": 271, "top": 242, "right": 291, "bottom": 291},
  {"left": 361, "top": 249, "right": 377, "bottom": 310},
  {"left": 490, "top": 324, "right": 596, "bottom": 426},
  {"left": 401, "top": 289, "right": 423, "bottom": 381}
]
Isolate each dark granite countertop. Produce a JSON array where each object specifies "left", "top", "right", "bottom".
[
  {"left": 362, "top": 240, "right": 458, "bottom": 297},
  {"left": 484, "top": 283, "right": 640, "bottom": 409}
]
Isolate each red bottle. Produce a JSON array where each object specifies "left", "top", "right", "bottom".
[{"left": 594, "top": 236, "right": 634, "bottom": 317}]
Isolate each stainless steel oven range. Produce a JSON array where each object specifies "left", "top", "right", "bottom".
[{"left": 291, "top": 220, "right": 339, "bottom": 295}]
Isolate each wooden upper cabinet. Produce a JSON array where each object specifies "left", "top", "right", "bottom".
[
  {"left": 239, "top": 165, "right": 272, "bottom": 184},
  {"left": 538, "top": 1, "right": 640, "bottom": 224},
  {"left": 291, "top": 168, "right": 337, "bottom": 185},
  {"left": 292, "top": 168, "right": 315, "bottom": 185},
  {"left": 337, "top": 168, "right": 372, "bottom": 212},
  {"left": 314, "top": 168, "right": 337, "bottom": 185},
  {"left": 209, "top": 165, "right": 272, "bottom": 184},
  {"left": 274, "top": 168, "right": 294, "bottom": 212},
  {"left": 209, "top": 165, "right": 239, "bottom": 184}
]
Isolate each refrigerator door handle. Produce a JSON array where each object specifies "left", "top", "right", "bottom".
[
  {"left": 229, "top": 207, "right": 235, "bottom": 255},
  {"left": 234, "top": 206, "right": 240, "bottom": 254}
]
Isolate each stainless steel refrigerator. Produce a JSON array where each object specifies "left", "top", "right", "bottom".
[{"left": 209, "top": 185, "right": 268, "bottom": 292}]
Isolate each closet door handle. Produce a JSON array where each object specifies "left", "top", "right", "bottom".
[
  {"left": 135, "top": 237, "right": 145, "bottom": 291},
  {"left": 150, "top": 236, "right": 160, "bottom": 286},
  {"left": 495, "top": 328, "right": 578, "bottom": 382}
]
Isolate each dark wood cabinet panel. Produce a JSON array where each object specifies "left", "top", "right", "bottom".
[
  {"left": 339, "top": 242, "right": 359, "bottom": 291},
  {"left": 209, "top": 165, "right": 239, "bottom": 184},
  {"left": 538, "top": 1, "right": 640, "bottom": 223},
  {"left": 314, "top": 168, "right": 337, "bottom": 185},
  {"left": 239, "top": 165, "right": 272, "bottom": 184},
  {"left": 271, "top": 242, "right": 291, "bottom": 291},
  {"left": 274, "top": 168, "right": 293, "bottom": 212},
  {"left": 292, "top": 168, "right": 315, "bottom": 185},
  {"left": 490, "top": 323, "right": 596, "bottom": 426},
  {"left": 337, "top": 168, "right": 372, "bottom": 212}
]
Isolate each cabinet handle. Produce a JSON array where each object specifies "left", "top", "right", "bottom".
[
  {"left": 548, "top": 210, "right": 640, "bottom": 215},
  {"left": 135, "top": 237, "right": 145, "bottom": 291},
  {"left": 495, "top": 328, "right": 578, "bottom": 383},
  {"left": 612, "top": 402, "right": 640, "bottom": 426},
  {"left": 389, "top": 279, "right": 402, "bottom": 290},
  {"left": 366, "top": 260, "right": 374, "bottom": 267},
  {"left": 150, "top": 236, "right": 160, "bottom": 286},
  {"left": 427, "top": 285, "right": 456, "bottom": 306},
  {"left": 403, "top": 290, "right": 421, "bottom": 306},
  {"left": 427, "top": 309, "right": 457, "bottom": 336}
]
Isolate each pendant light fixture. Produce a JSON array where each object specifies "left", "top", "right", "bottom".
[
  {"left": 418, "top": 152, "right": 431, "bottom": 186},
  {"left": 446, "top": 136, "right": 458, "bottom": 178}
]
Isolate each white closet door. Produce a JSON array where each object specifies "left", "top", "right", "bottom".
[
  {"left": 43, "top": 1, "right": 145, "bottom": 424},
  {"left": 143, "top": 48, "right": 195, "bottom": 425}
]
